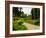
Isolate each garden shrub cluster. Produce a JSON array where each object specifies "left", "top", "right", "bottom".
[
  {"left": 13, "top": 17, "right": 27, "bottom": 31},
  {"left": 32, "top": 18, "right": 40, "bottom": 25}
]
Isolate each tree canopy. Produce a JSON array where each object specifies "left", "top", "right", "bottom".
[
  {"left": 31, "top": 8, "right": 40, "bottom": 19},
  {"left": 13, "top": 7, "right": 23, "bottom": 17}
]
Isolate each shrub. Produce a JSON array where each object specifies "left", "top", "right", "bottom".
[
  {"left": 33, "top": 18, "right": 40, "bottom": 25},
  {"left": 18, "top": 21, "right": 23, "bottom": 25},
  {"left": 13, "top": 18, "right": 27, "bottom": 31}
]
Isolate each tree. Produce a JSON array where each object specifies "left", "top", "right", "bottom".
[
  {"left": 31, "top": 8, "right": 40, "bottom": 19},
  {"left": 13, "top": 7, "right": 19, "bottom": 17},
  {"left": 18, "top": 7, "right": 22, "bottom": 17},
  {"left": 13, "top": 7, "right": 22, "bottom": 17}
]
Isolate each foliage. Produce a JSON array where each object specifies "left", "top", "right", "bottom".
[
  {"left": 13, "top": 7, "right": 23, "bottom": 17},
  {"left": 13, "top": 17, "right": 27, "bottom": 31},
  {"left": 33, "top": 18, "right": 40, "bottom": 25},
  {"left": 31, "top": 8, "right": 40, "bottom": 19}
]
